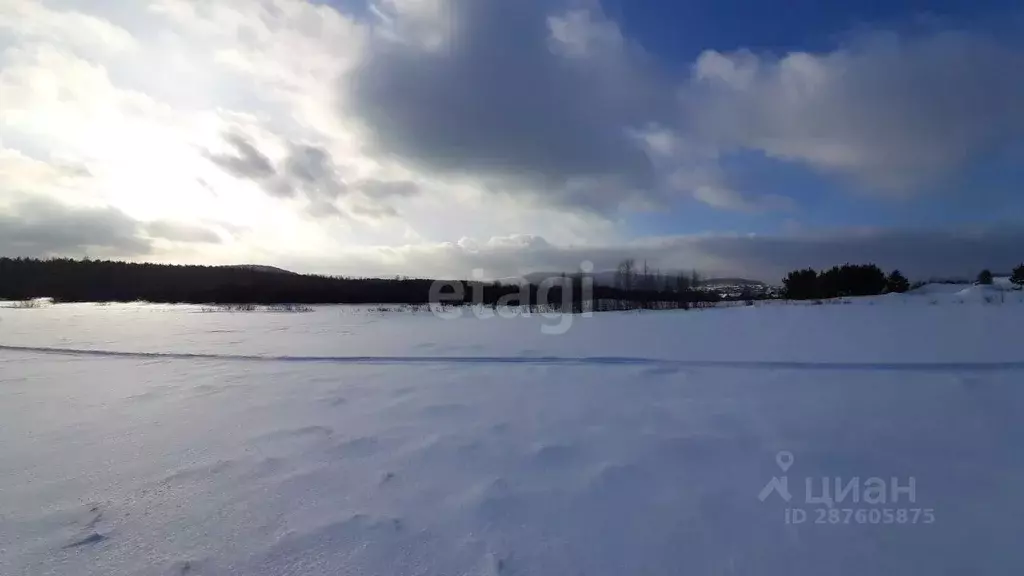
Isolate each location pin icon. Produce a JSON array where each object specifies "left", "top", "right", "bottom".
[{"left": 776, "top": 451, "right": 794, "bottom": 472}]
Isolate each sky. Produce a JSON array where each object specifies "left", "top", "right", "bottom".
[{"left": 2, "top": 0, "right": 1024, "bottom": 282}]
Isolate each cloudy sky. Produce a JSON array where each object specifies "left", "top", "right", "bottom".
[{"left": 3, "top": 0, "right": 1023, "bottom": 281}]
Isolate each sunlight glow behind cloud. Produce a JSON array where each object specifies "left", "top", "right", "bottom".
[{"left": 2, "top": 0, "right": 1023, "bottom": 280}]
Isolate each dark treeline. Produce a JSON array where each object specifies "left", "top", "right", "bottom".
[
  {"left": 0, "top": 257, "right": 723, "bottom": 310},
  {"left": 1, "top": 258, "right": 438, "bottom": 304},
  {"left": 782, "top": 264, "right": 913, "bottom": 301},
  {"left": 782, "top": 264, "right": 909, "bottom": 300},
  {"left": 460, "top": 279, "right": 723, "bottom": 314},
  {"left": 783, "top": 263, "right": 1024, "bottom": 300}
]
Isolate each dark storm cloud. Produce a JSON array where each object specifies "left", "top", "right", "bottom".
[
  {"left": 339, "top": 3, "right": 1024, "bottom": 212},
  {"left": 345, "top": 0, "right": 673, "bottom": 211}
]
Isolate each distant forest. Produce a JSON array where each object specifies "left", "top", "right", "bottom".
[
  {"left": 782, "top": 264, "right": 902, "bottom": 300},
  {"left": 13, "top": 257, "right": 1009, "bottom": 308},
  {"left": 0, "top": 257, "right": 728, "bottom": 309},
  {"left": 782, "top": 263, "right": 1024, "bottom": 300}
]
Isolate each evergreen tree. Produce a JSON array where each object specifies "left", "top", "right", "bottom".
[
  {"left": 783, "top": 268, "right": 819, "bottom": 300},
  {"left": 977, "top": 269, "right": 994, "bottom": 285},
  {"left": 885, "top": 270, "right": 910, "bottom": 294},
  {"left": 782, "top": 263, "right": 888, "bottom": 300},
  {"left": 1010, "top": 264, "right": 1024, "bottom": 289}
]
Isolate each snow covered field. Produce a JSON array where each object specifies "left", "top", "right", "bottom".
[{"left": 3, "top": 293, "right": 1024, "bottom": 575}]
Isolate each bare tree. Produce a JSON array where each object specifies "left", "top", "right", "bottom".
[
  {"left": 616, "top": 259, "right": 636, "bottom": 292},
  {"left": 675, "top": 273, "right": 691, "bottom": 293}
]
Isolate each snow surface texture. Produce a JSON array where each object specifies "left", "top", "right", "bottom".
[{"left": 2, "top": 295, "right": 1024, "bottom": 575}]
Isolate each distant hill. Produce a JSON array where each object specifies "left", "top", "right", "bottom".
[
  {"left": 701, "top": 277, "right": 766, "bottom": 287},
  {"left": 219, "top": 264, "right": 296, "bottom": 275},
  {"left": 0, "top": 257, "right": 438, "bottom": 304}
]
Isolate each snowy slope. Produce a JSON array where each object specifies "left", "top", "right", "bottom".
[{"left": 2, "top": 301, "right": 1024, "bottom": 575}]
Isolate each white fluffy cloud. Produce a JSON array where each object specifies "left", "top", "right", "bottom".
[
  {"left": 686, "top": 30, "right": 1024, "bottom": 195},
  {"left": 0, "top": 0, "right": 137, "bottom": 54},
  {"left": 1, "top": 0, "right": 1022, "bottom": 278}
]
